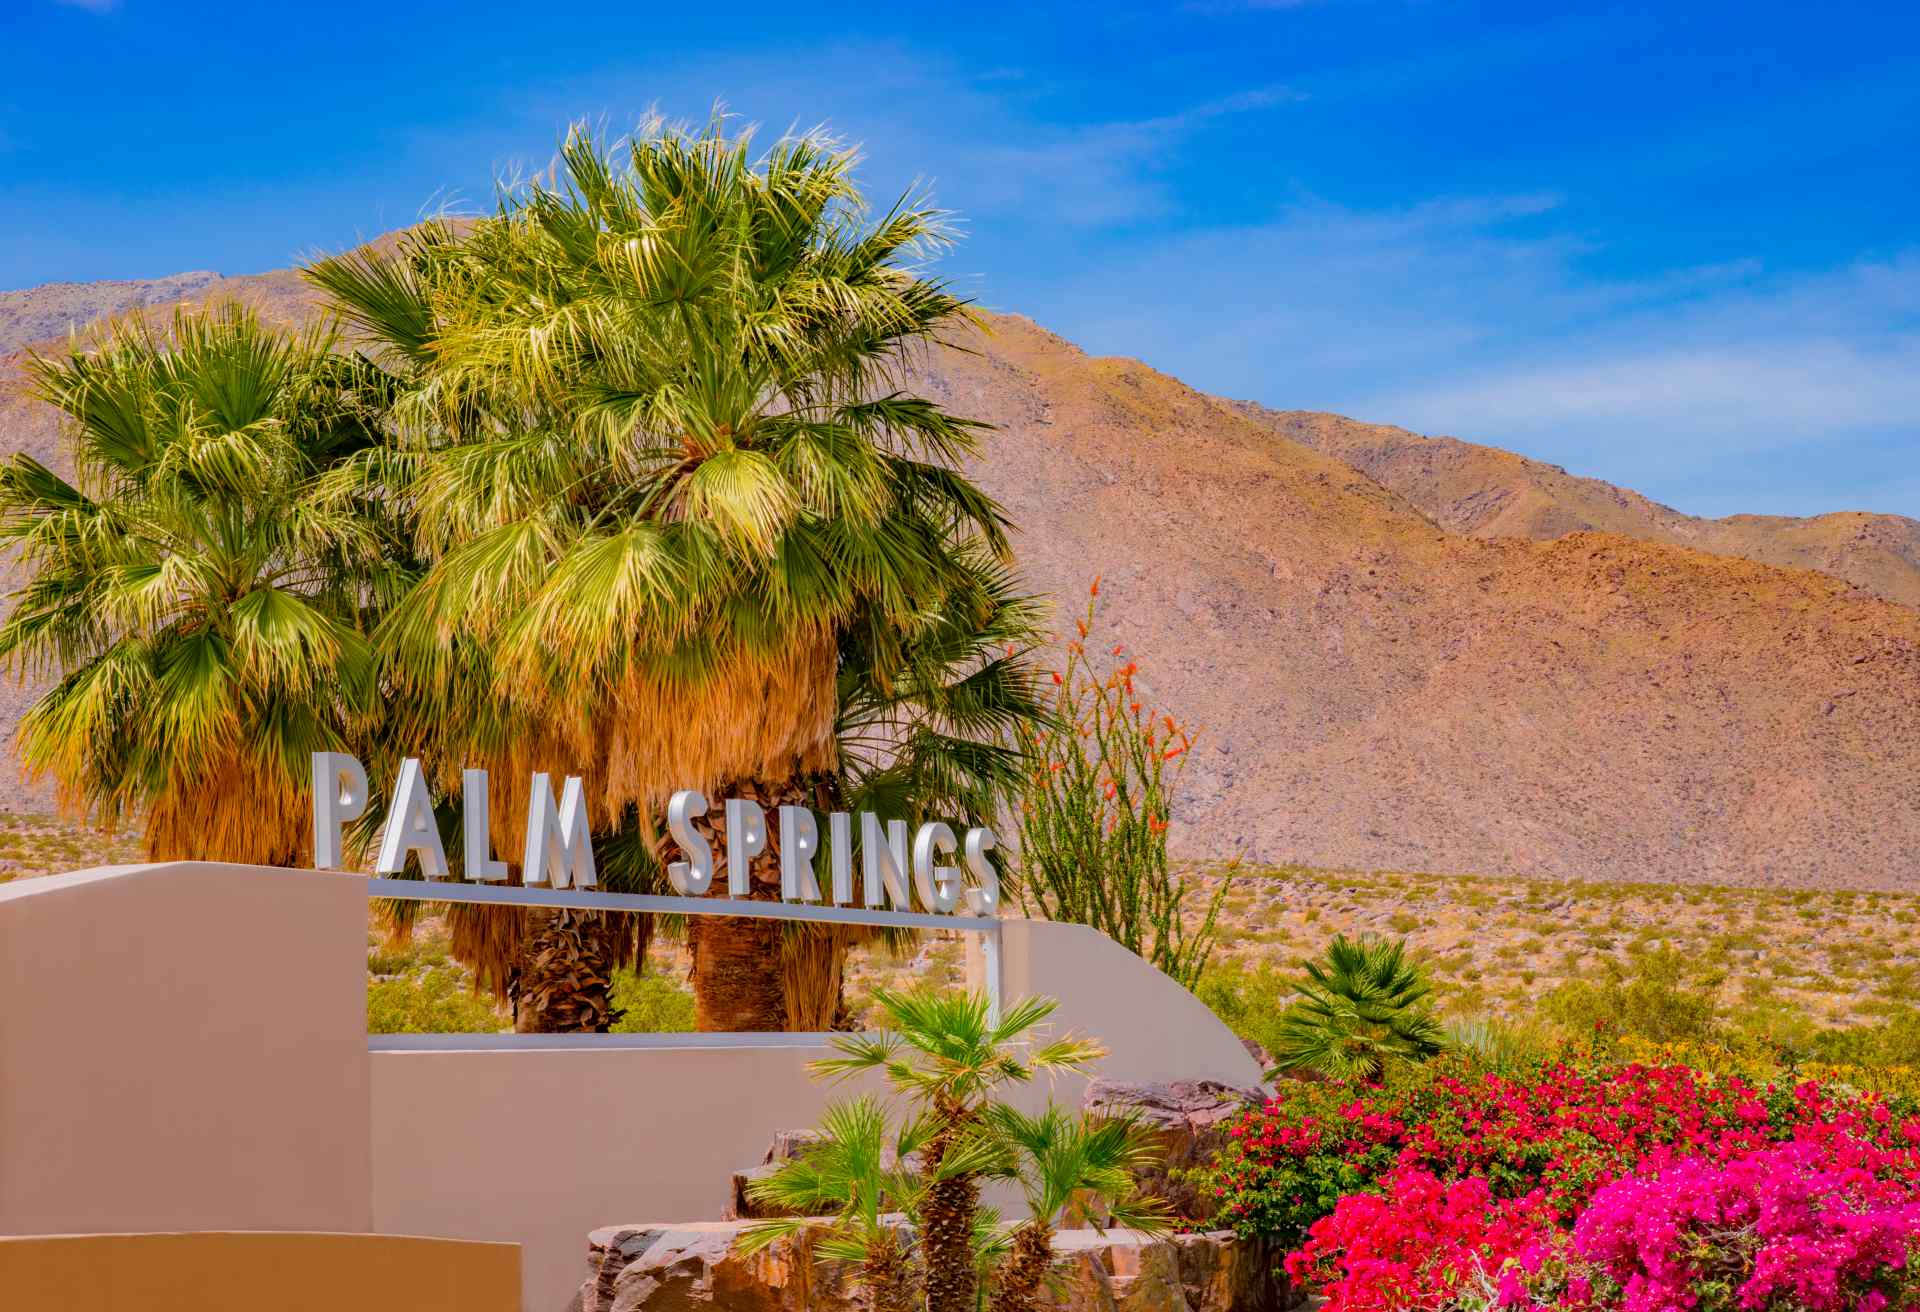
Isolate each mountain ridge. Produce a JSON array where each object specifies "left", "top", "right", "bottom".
[{"left": 1227, "top": 401, "right": 1920, "bottom": 608}]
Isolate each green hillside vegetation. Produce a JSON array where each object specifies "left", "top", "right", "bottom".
[
  {"left": 1192, "top": 862, "right": 1920, "bottom": 1083},
  {"left": 352, "top": 852, "right": 1920, "bottom": 1086},
  {"left": 0, "top": 812, "right": 140, "bottom": 878}
]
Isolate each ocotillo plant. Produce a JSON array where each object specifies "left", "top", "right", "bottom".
[{"left": 1010, "top": 581, "right": 1229, "bottom": 990}]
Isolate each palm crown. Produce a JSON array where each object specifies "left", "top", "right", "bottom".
[
  {"left": 741, "top": 1094, "right": 1000, "bottom": 1312},
  {"left": 983, "top": 1101, "right": 1171, "bottom": 1312},
  {"left": 0, "top": 307, "right": 393, "bottom": 863},
  {"left": 812, "top": 988, "right": 1103, "bottom": 1312},
  {"left": 308, "top": 123, "right": 1015, "bottom": 827},
  {"left": 0, "top": 119, "right": 1044, "bottom": 1037},
  {"left": 302, "top": 120, "right": 1043, "bottom": 1032}
]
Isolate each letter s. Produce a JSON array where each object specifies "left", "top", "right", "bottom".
[
  {"left": 666, "top": 789, "right": 713, "bottom": 895},
  {"left": 962, "top": 827, "right": 1000, "bottom": 917}
]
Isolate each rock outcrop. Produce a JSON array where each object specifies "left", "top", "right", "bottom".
[
  {"left": 579, "top": 1221, "right": 1287, "bottom": 1312},
  {"left": 1082, "top": 1080, "right": 1266, "bottom": 1226},
  {"left": 582, "top": 1221, "right": 864, "bottom": 1312},
  {"left": 724, "top": 1129, "right": 821, "bottom": 1221}
]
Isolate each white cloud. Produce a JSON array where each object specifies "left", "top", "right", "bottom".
[
  {"left": 1028, "top": 194, "right": 1920, "bottom": 517},
  {"left": 943, "top": 85, "right": 1307, "bottom": 226},
  {"left": 426, "top": 44, "right": 1307, "bottom": 231},
  {"left": 1387, "top": 339, "right": 1920, "bottom": 444},
  {"left": 1372, "top": 256, "right": 1920, "bottom": 453}
]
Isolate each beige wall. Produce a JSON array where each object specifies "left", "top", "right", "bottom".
[
  {"left": 369, "top": 1042, "right": 881, "bottom": 1310},
  {"left": 0, "top": 1231, "right": 517, "bottom": 1311},
  {"left": 0, "top": 863, "right": 1260, "bottom": 1312},
  {"left": 0, "top": 863, "right": 372, "bottom": 1236}
]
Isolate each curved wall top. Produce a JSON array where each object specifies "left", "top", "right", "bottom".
[{"left": 972, "top": 918, "right": 1262, "bottom": 1087}]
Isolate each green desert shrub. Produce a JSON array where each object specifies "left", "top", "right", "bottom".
[
  {"left": 609, "top": 969, "right": 698, "bottom": 1034},
  {"left": 1806, "top": 1006, "right": 1920, "bottom": 1068},
  {"left": 367, "top": 965, "right": 507, "bottom": 1033},
  {"left": 1195, "top": 955, "right": 1296, "bottom": 1056},
  {"left": 366, "top": 931, "right": 451, "bottom": 977},
  {"left": 1540, "top": 945, "right": 1722, "bottom": 1044},
  {"left": 1442, "top": 1015, "right": 1553, "bottom": 1076}
]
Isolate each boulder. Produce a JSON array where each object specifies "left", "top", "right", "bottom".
[
  {"left": 1168, "top": 1231, "right": 1290, "bottom": 1312},
  {"left": 583, "top": 1220, "right": 870, "bottom": 1312},
  {"left": 581, "top": 1220, "right": 1289, "bottom": 1312},
  {"left": 724, "top": 1129, "right": 821, "bottom": 1221},
  {"left": 1081, "top": 1080, "right": 1266, "bottom": 1225},
  {"left": 1046, "top": 1229, "right": 1288, "bottom": 1312}
]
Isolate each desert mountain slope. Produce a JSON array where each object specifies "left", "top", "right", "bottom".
[
  {"left": 921, "top": 320, "right": 1920, "bottom": 890},
  {"left": 1, "top": 269, "right": 1917, "bottom": 889},
  {"left": 0, "top": 271, "right": 224, "bottom": 356},
  {"left": 1231, "top": 402, "right": 1920, "bottom": 608}
]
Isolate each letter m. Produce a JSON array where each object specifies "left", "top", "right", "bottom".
[{"left": 523, "top": 773, "right": 597, "bottom": 889}]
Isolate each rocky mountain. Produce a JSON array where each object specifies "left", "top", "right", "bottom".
[
  {"left": 1230, "top": 403, "right": 1920, "bottom": 609},
  {"left": 1, "top": 261, "right": 1916, "bottom": 890},
  {"left": 0, "top": 271, "right": 223, "bottom": 356}
]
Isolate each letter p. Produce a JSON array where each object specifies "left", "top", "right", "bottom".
[{"left": 312, "top": 752, "right": 370, "bottom": 871}]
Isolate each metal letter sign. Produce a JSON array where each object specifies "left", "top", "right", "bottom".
[{"left": 314, "top": 755, "right": 1002, "bottom": 922}]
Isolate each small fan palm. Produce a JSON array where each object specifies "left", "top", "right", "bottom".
[
  {"left": 982, "top": 1102, "right": 1172, "bottom": 1312},
  {"left": 0, "top": 305, "right": 394, "bottom": 863},
  {"left": 742, "top": 1096, "right": 1000, "bottom": 1312},
  {"left": 813, "top": 989, "right": 1103, "bottom": 1312},
  {"left": 1266, "top": 934, "right": 1446, "bottom": 1084}
]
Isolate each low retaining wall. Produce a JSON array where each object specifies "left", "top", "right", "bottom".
[
  {"left": 580, "top": 1220, "right": 1289, "bottom": 1312},
  {"left": 0, "top": 1231, "right": 519, "bottom": 1312},
  {"left": 0, "top": 862, "right": 1260, "bottom": 1310},
  {"left": 0, "top": 864, "right": 372, "bottom": 1237}
]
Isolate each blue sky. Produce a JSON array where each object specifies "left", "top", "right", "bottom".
[{"left": 5, "top": 1, "right": 1918, "bottom": 519}]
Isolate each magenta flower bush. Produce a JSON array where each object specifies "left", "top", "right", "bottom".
[
  {"left": 1210, "top": 1060, "right": 1920, "bottom": 1310},
  {"left": 1571, "top": 1138, "right": 1920, "bottom": 1312},
  {"left": 1282, "top": 1167, "right": 1556, "bottom": 1310},
  {"left": 1212, "top": 1059, "right": 1920, "bottom": 1245}
]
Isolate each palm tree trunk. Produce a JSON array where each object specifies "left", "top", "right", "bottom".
[
  {"left": 513, "top": 909, "right": 627, "bottom": 1033},
  {"left": 988, "top": 1221, "right": 1054, "bottom": 1312},
  {"left": 919, "top": 1104, "right": 983, "bottom": 1312},
  {"left": 860, "top": 1227, "right": 917, "bottom": 1312},
  {"left": 782, "top": 924, "right": 858, "bottom": 1031},
  {"left": 687, "top": 778, "right": 812, "bottom": 1032}
]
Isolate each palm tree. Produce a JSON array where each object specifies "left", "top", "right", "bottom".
[
  {"left": 0, "top": 305, "right": 393, "bottom": 863},
  {"left": 749, "top": 1007, "right": 1168, "bottom": 1312},
  {"left": 741, "top": 1096, "right": 924, "bottom": 1312},
  {"left": 1266, "top": 934, "right": 1447, "bottom": 1083},
  {"left": 813, "top": 988, "right": 1103, "bottom": 1312},
  {"left": 983, "top": 1102, "right": 1171, "bottom": 1312},
  {"left": 305, "top": 119, "right": 1039, "bottom": 1032},
  {"left": 741, "top": 1095, "right": 999, "bottom": 1312}
]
